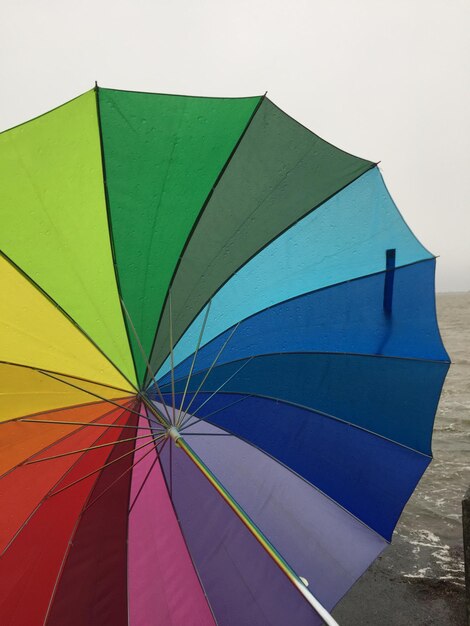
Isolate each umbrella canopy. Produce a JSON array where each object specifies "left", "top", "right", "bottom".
[{"left": 0, "top": 86, "right": 449, "bottom": 626}]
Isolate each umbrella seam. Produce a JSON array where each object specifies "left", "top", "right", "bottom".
[
  {"left": 177, "top": 411, "right": 392, "bottom": 544},
  {"left": 0, "top": 248, "right": 138, "bottom": 392},
  {"left": 144, "top": 93, "right": 267, "bottom": 387},
  {"left": 172, "top": 388, "right": 436, "bottom": 459},
  {"left": 156, "top": 438, "right": 220, "bottom": 625},
  {"left": 94, "top": 84, "right": 140, "bottom": 389}
]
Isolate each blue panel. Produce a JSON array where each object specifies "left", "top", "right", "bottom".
[
  {"left": 159, "top": 354, "right": 449, "bottom": 454},
  {"left": 157, "top": 168, "right": 433, "bottom": 379},
  {"left": 158, "top": 259, "right": 448, "bottom": 387},
  {"left": 160, "top": 391, "right": 429, "bottom": 541}
]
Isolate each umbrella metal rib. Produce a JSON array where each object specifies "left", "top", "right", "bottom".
[
  {"left": 18, "top": 418, "right": 158, "bottom": 431},
  {"left": 0, "top": 428, "right": 164, "bottom": 560},
  {"left": 23, "top": 432, "right": 158, "bottom": 465},
  {"left": 120, "top": 297, "right": 172, "bottom": 425},
  {"left": 176, "top": 300, "right": 212, "bottom": 427},
  {"left": 49, "top": 434, "right": 166, "bottom": 499},
  {"left": 83, "top": 437, "right": 168, "bottom": 513},
  {"left": 128, "top": 439, "right": 168, "bottom": 513},
  {"left": 180, "top": 356, "right": 254, "bottom": 432},
  {"left": 36, "top": 369, "right": 157, "bottom": 425},
  {"left": 169, "top": 290, "right": 176, "bottom": 425},
  {"left": 176, "top": 322, "right": 240, "bottom": 427}
]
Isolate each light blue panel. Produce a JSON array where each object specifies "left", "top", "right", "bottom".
[
  {"left": 156, "top": 168, "right": 433, "bottom": 380},
  {"left": 157, "top": 260, "right": 448, "bottom": 388}
]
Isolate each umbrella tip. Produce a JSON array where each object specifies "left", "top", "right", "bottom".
[{"left": 94, "top": 80, "right": 99, "bottom": 90}]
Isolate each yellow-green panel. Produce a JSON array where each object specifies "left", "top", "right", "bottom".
[
  {"left": 0, "top": 254, "right": 134, "bottom": 392},
  {"left": 0, "top": 90, "right": 136, "bottom": 387},
  {"left": 0, "top": 362, "right": 133, "bottom": 423}
]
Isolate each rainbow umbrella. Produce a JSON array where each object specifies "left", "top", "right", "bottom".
[{"left": 0, "top": 86, "right": 449, "bottom": 626}]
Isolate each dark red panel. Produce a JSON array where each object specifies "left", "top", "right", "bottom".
[
  {"left": 45, "top": 414, "right": 138, "bottom": 626},
  {"left": 0, "top": 404, "right": 129, "bottom": 553},
  {"left": 0, "top": 409, "right": 134, "bottom": 626}
]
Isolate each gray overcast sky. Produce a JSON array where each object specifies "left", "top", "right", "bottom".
[{"left": 2, "top": 0, "right": 469, "bottom": 291}]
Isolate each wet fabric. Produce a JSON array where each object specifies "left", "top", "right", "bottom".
[{"left": 0, "top": 86, "right": 450, "bottom": 625}]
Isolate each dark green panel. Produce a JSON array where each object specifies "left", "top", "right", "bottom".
[
  {"left": 98, "top": 88, "right": 262, "bottom": 386},
  {"left": 148, "top": 99, "right": 374, "bottom": 381}
]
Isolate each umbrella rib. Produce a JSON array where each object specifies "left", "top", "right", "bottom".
[
  {"left": 83, "top": 437, "right": 167, "bottom": 513},
  {"left": 0, "top": 412, "right": 140, "bottom": 558},
  {"left": 0, "top": 404, "right": 131, "bottom": 481},
  {"left": 196, "top": 393, "right": 253, "bottom": 420},
  {"left": 120, "top": 296, "right": 172, "bottom": 425},
  {"left": 18, "top": 418, "right": 157, "bottom": 431},
  {"left": 2, "top": 397, "right": 131, "bottom": 428},
  {"left": 48, "top": 434, "right": 166, "bottom": 499},
  {"left": 36, "top": 368, "right": 162, "bottom": 427},
  {"left": 176, "top": 300, "right": 212, "bottom": 428},
  {"left": 128, "top": 438, "right": 168, "bottom": 514},
  {"left": 182, "top": 432, "right": 233, "bottom": 436},
  {"left": 0, "top": 359, "right": 133, "bottom": 395},
  {"left": 139, "top": 393, "right": 171, "bottom": 429},
  {"left": 176, "top": 322, "right": 240, "bottom": 426},
  {"left": 169, "top": 289, "right": 176, "bottom": 424},
  {"left": 154, "top": 439, "right": 220, "bottom": 625},
  {"left": 179, "top": 356, "right": 254, "bottom": 431},
  {"left": 22, "top": 432, "right": 157, "bottom": 465}
]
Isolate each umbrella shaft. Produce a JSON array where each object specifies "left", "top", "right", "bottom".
[{"left": 173, "top": 431, "right": 340, "bottom": 626}]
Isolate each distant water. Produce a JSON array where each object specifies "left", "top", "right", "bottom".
[
  {"left": 334, "top": 292, "right": 469, "bottom": 624},
  {"left": 396, "top": 292, "right": 469, "bottom": 587}
]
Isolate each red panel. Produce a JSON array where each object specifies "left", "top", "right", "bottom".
[
  {"left": 0, "top": 398, "right": 134, "bottom": 476},
  {"left": 0, "top": 404, "right": 132, "bottom": 552},
  {"left": 0, "top": 409, "right": 134, "bottom": 626},
  {"left": 45, "top": 414, "right": 139, "bottom": 626}
]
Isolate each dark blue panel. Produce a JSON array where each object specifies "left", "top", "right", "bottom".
[
  {"left": 158, "top": 259, "right": 448, "bottom": 388},
  {"left": 159, "top": 353, "right": 448, "bottom": 454},
  {"left": 160, "top": 391, "right": 429, "bottom": 541}
]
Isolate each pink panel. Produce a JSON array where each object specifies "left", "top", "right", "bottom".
[{"left": 128, "top": 412, "right": 215, "bottom": 626}]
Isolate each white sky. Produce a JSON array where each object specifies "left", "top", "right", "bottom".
[{"left": 2, "top": 0, "right": 469, "bottom": 291}]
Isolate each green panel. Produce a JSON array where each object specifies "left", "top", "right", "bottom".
[
  {"left": 98, "top": 88, "right": 262, "bottom": 385},
  {"left": 149, "top": 99, "right": 374, "bottom": 380},
  {"left": 0, "top": 90, "right": 136, "bottom": 387}
]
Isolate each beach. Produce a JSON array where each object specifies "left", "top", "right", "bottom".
[{"left": 333, "top": 292, "right": 470, "bottom": 625}]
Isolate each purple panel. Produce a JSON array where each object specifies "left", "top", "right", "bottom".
[
  {"left": 164, "top": 439, "right": 322, "bottom": 625},
  {"left": 180, "top": 418, "right": 387, "bottom": 611}
]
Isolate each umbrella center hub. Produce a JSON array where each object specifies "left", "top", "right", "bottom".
[{"left": 167, "top": 425, "right": 181, "bottom": 443}]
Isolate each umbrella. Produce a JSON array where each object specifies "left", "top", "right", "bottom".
[{"left": 0, "top": 85, "right": 450, "bottom": 626}]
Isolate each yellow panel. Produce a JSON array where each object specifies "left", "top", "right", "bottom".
[
  {"left": 0, "top": 362, "right": 133, "bottom": 422},
  {"left": 0, "top": 255, "right": 135, "bottom": 392}
]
